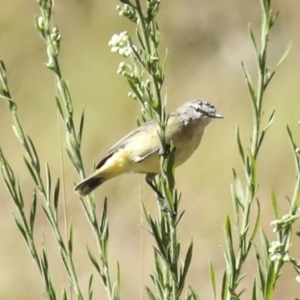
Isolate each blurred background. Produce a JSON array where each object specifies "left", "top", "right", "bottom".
[{"left": 0, "top": 0, "right": 300, "bottom": 299}]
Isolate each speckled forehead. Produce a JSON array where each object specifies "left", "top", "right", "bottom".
[{"left": 191, "top": 100, "right": 216, "bottom": 113}]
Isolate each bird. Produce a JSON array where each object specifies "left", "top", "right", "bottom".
[{"left": 74, "top": 100, "right": 223, "bottom": 196}]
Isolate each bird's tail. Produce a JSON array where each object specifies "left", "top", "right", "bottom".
[{"left": 74, "top": 175, "right": 107, "bottom": 196}]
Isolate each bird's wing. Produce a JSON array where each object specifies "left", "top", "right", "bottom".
[{"left": 96, "top": 120, "right": 158, "bottom": 169}]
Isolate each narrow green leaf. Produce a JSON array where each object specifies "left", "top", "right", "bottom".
[
  {"left": 209, "top": 260, "right": 217, "bottom": 300},
  {"left": 0, "top": 58, "right": 7, "bottom": 72},
  {"left": 257, "top": 110, "right": 275, "bottom": 151},
  {"left": 255, "top": 246, "right": 266, "bottom": 292},
  {"left": 263, "top": 71, "right": 275, "bottom": 90},
  {"left": 270, "top": 190, "right": 279, "bottom": 219},
  {"left": 16, "top": 180, "right": 24, "bottom": 209},
  {"left": 232, "top": 168, "right": 244, "bottom": 205},
  {"left": 287, "top": 124, "right": 295, "bottom": 146},
  {"left": 136, "top": 28, "right": 145, "bottom": 50},
  {"left": 148, "top": 217, "right": 167, "bottom": 258},
  {"left": 237, "top": 288, "right": 246, "bottom": 297},
  {"left": 249, "top": 199, "right": 261, "bottom": 242},
  {"left": 2, "top": 174, "right": 16, "bottom": 201},
  {"left": 42, "top": 206, "right": 52, "bottom": 225},
  {"left": 162, "top": 49, "right": 168, "bottom": 79},
  {"left": 136, "top": 118, "right": 142, "bottom": 127},
  {"left": 62, "top": 289, "right": 67, "bottom": 300},
  {"left": 248, "top": 152, "right": 257, "bottom": 192},
  {"left": 30, "top": 190, "right": 37, "bottom": 233},
  {"left": 41, "top": 247, "right": 49, "bottom": 271},
  {"left": 66, "top": 148, "right": 78, "bottom": 171},
  {"left": 127, "top": 79, "right": 143, "bottom": 102},
  {"left": 274, "top": 41, "right": 292, "bottom": 72},
  {"left": 153, "top": 248, "right": 163, "bottom": 283},
  {"left": 86, "top": 244, "right": 101, "bottom": 274},
  {"left": 12, "top": 124, "right": 25, "bottom": 147},
  {"left": 100, "top": 220, "right": 109, "bottom": 258},
  {"left": 55, "top": 96, "right": 64, "bottom": 119},
  {"left": 0, "top": 147, "right": 13, "bottom": 177},
  {"left": 265, "top": 109, "right": 275, "bottom": 131},
  {"left": 260, "top": 229, "right": 270, "bottom": 266},
  {"left": 145, "top": 286, "right": 156, "bottom": 300},
  {"left": 230, "top": 184, "right": 240, "bottom": 226},
  {"left": 248, "top": 24, "right": 258, "bottom": 53},
  {"left": 264, "top": 261, "right": 275, "bottom": 300},
  {"left": 0, "top": 159, "right": 18, "bottom": 202},
  {"left": 257, "top": 129, "right": 266, "bottom": 155},
  {"left": 241, "top": 61, "right": 257, "bottom": 103},
  {"left": 45, "top": 163, "right": 51, "bottom": 203},
  {"left": 235, "top": 127, "right": 245, "bottom": 163},
  {"left": 61, "top": 81, "right": 73, "bottom": 114},
  {"left": 100, "top": 198, "right": 108, "bottom": 232},
  {"left": 224, "top": 216, "right": 236, "bottom": 271},
  {"left": 27, "top": 136, "right": 40, "bottom": 172},
  {"left": 130, "top": 43, "right": 148, "bottom": 71},
  {"left": 88, "top": 274, "right": 93, "bottom": 300},
  {"left": 112, "top": 281, "right": 120, "bottom": 299},
  {"left": 23, "top": 156, "right": 39, "bottom": 187},
  {"left": 79, "top": 110, "right": 85, "bottom": 142},
  {"left": 13, "top": 215, "right": 27, "bottom": 243},
  {"left": 150, "top": 272, "right": 164, "bottom": 298},
  {"left": 176, "top": 210, "right": 185, "bottom": 227},
  {"left": 287, "top": 125, "right": 300, "bottom": 171},
  {"left": 116, "top": 261, "right": 121, "bottom": 292},
  {"left": 54, "top": 178, "right": 60, "bottom": 213},
  {"left": 236, "top": 274, "right": 248, "bottom": 287},
  {"left": 222, "top": 245, "right": 231, "bottom": 272},
  {"left": 232, "top": 169, "right": 245, "bottom": 212},
  {"left": 59, "top": 249, "right": 70, "bottom": 277},
  {"left": 141, "top": 201, "right": 151, "bottom": 224},
  {"left": 179, "top": 239, "right": 193, "bottom": 293},
  {"left": 68, "top": 217, "right": 73, "bottom": 253},
  {"left": 98, "top": 199, "right": 109, "bottom": 258},
  {"left": 188, "top": 285, "right": 201, "bottom": 300}
]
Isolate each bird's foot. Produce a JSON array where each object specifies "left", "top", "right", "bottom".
[
  {"left": 145, "top": 174, "right": 176, "bottom": 216},
  {"left": 158, "top": 143, "right": 175, "bottom": 156},
  {"left": 145, "top": 175, "right": 164, "bottom": 198}
]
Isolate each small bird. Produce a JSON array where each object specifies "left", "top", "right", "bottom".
[{"left": 74, "top": 100, "right": 223, "bottom": 196}]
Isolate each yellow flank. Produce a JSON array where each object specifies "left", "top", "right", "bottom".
[
  {"left": 95, "top": 115, "right": 207, "bottom": 178},
  {"left": 94, "top": 149, "right": 133, "bottom": 177},
  {"left": 98, "top": 134, "right": 161, "bottom": 175}
]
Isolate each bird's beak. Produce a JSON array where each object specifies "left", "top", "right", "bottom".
[{"left": 212, "top": 112, "right": 224, "bottom": 119}]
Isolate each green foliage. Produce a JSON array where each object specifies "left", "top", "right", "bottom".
[
  {"left": 217, "top": 0, "right": 300, "bottom": 299},
  {"left": 0, "top": 0, "right": 119, "bottom": 299}
]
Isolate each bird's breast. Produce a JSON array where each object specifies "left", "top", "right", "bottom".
[
  {"left": 104, "top": 118, "right": 207, "bottom": 175},
  {"left": 171, "top": 120, "right": 205, "bottom": 167}
]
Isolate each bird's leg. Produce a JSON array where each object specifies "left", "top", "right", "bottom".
[
  {"left": 158, "top": 143, "right": 171, "bottom": 156},
  {"left": 145, "top": 173, "right": 163, "bottom": 198},
  {"left": 145, "top": 174, "right": 169, "bottom": 213}
]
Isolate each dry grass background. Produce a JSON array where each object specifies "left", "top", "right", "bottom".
[{"left": 0, "top": 0, "right": 300, "bottom": 299}]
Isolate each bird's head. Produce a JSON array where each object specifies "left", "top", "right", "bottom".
[{"left": 177, "top": 100, "right": 223, "bottom": 125}]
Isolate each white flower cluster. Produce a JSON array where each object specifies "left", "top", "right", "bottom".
[
  {"left": 117, "top": 62, "right": 132, "bottom": 76},
  {"left": 108, "top": 32, "right": 133, "bottom": 58},
  {"left": 117, "top": 4, "right": 137, "bottom": 23},
  {"left": 268, "top": 241, "right": 290, "bottom": 262},
  {"left": 270, "top": 212, "right": 300, "bottom": 233}
]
